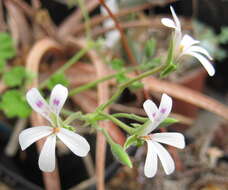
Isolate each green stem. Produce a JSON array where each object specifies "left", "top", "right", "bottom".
[
  {"left": 63, "top": 111, "right": 82, "bottom": 125},
  {"left": 112, "top": 113, "right": 148, "bottom": 123},
  {"left": 99, "top": 64, "right": 166, "bottom": 110},
  {"left": 39, "top": 46, "right": 91, "bottom": 89},
  {"left": 69, "top": 65, "right": 141, "bottom": 96},
  {"left": 77, "top": 0, "right": 91, "bottom": 40},
  {"left": 99, "top": 112, "right": 135, "bottom": 134},
  {"left": 69, "top": 73, "right": 116, "bottom": 96}
]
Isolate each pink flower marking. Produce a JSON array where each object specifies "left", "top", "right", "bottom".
[
  {"left": 160, "top": 108, "right": 166, "bottom": 114},
  {"left": 53, "top": 99, "right": 60, "bottom": 106},
  {"left": 36, "top": 100, "right": 43, "bottom": 108}
]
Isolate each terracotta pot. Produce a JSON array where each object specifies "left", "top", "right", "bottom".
[{"left": 171, "top": 68, "right": 207, "bottom": 130}]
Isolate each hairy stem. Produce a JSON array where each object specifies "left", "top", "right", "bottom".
[
  {"left": 39, "top": 45, "right": 92, "bottom": 89},
  {"left": 99, "top": 112, "right": 135, "bottom": 134},
  {"left": 99, "top": 64, "right": 166, "bottom": 111}
]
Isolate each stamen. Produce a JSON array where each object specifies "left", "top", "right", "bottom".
[
  {"left": 141, "top": 135, "right": 152, "bottom": 140},
  {"left": 53, "top": 127, "right": 60, "bottom": 133}
]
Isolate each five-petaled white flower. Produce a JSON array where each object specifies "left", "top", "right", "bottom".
[
  {"left": 142, "top": 94, "right": 185, "bottom": 178},
  {"left": 161, "top": 6, "right": 215, "bottom": 76},
  {"left": 19, "top": 84, "right": 90, "bottom": 172}
]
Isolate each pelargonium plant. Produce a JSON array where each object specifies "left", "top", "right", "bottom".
[{"left": 18, "top": 5, "right": 215, "bottom": 182}]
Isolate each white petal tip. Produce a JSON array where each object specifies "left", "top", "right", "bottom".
[{"left": 161, "top": 18, "right": 176, "bottom": 29}]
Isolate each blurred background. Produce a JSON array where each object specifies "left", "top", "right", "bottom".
[{"left": 0, "top": 0, "right": 228, "bottom": 189}]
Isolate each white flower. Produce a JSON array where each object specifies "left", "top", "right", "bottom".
[
  {"left": 161, "top": 6, "right": 215, "bottom": 76},
  {"left": 19, "top": 84, "right": 90, "bottom": 172},
  {"left": 142, "top": 94, "right": 185, "bottom": 178},
  {"left": 101, "top": 0, "right": 120, "bottom": 47}
]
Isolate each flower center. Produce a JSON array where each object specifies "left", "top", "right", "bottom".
[
  {"left": 179, "top": 44, "right": 184, "bottom": 53},
  {"left": 141, "top": 135, "right": 152, "bottom": 140},
  {"left": 53, "top": 127, "right": 60, "bottom": 133}
]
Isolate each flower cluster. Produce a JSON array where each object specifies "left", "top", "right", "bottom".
[
  {"left": 161, "top": 6, "right": 215, "bottom": 76},
  {"left": 19, "top": 84, "right": 90, "bottom": 172}
]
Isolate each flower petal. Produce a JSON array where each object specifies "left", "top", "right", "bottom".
[
  {"left": 49, "top": 84, "right": 68, "bottom": 115},
  {"left": 151, "top": 141, "right": 175, "bottom": 175},
  {"left": 184, "top": 51, "right": 215, "bottom": 76},
  {"left": 186, "top": 45, "right": 213, "bottom": 60},
  {"left": 161, "top": 18, "right": 176, "bottom": 29},
  {"left": 150, "top": 132, "right": 185, "bottom": 149},
  {"left": 144, "top": 140, "right": 158, "bottom": 178},
  {"left": 155, "top": 94, "right": 172, "bottom": 125},
  {"left": 57, "top": 128, "right": 90, "bottom": 157},
  {"left": 170, "top": 6, "right": 181, "bottom": 31},
  {"left": 19, "top": 126, "right": 53, "bottom": 150},
  {"left": 38, "top": 134, "right": 56, "bottom": 172},
  {"left": 180, "top": 34, "right": 200, "bottom": 51},
  {"left": 26, "top": 88, "right": 51, "bottom": 122},
  {"left": 143, "top": 99, "right": 158, "bottom": 121}
]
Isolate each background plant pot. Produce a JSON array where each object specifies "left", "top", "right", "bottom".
[{"left": 171, "top": 67, "right": 207, "bottom": 131}]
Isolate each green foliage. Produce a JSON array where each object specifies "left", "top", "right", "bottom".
[
  {"left": 0, "top": 32, "right": 16, "bottom": 60},
  {"left": 218, "top": 27, "right": 228, "bottom": 44},
  {"left": 47, "top": 72, "right": 69, "bottom": 90},
  {"left": 0, "top": 59, "right": 6, "bottom": 72},
  {"left": 3, "top": 66, "right": 27, "bottom": 87},
  {"left": 110, "top": 142, "right": 133, "bottom": 168},
  {"left": 110, "top": 59, "right": 125, "bottom": 71},
  {"left": 145, "top": 38, "right": 156, "bottom": 58},
  {"left": 0, "top": 90, "right": 31, "bottom": 118},
  {"left": 0, "top": 32, "right": 16, "bottom": 72},
  {"left": 193, "top": 21, "right": 227, "bottom": 61}
]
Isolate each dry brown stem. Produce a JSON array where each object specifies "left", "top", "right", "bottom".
[
  {"left": 70, "top": 0, "right": 177, "bottom": 35},
  {"left": 58, "top": 0, "right": 99, "bottom": 37},
  {"left": 99, "top": 0, "right": 137, "bottom": 66}
]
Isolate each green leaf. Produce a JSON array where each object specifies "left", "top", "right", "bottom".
[
  {"left": 218, "top": 27, "right": 228, "bottom": 44},
  {"left": 47, "top": 72, "right": 69, "bottom": 90},
  {"left": 0, "top": 90, "right": 31, "bottom": 118},
  {"left": 0, "top": 59, "right": 6, "bottom": 72},
  {"left": 165, "top": 38, "right": 174, "bottom": 66},
  {"left": 145, "top": 38, "right": 156, "bottom": 58},
  {"left": 110, "top": 143, "right": 132, "bottom": 168},
  {"left": 110, "top": 59, "right": 125, "bottom": 71},
  {"left": 124, "top": 135, "right": 137, "bottom": 150},
  {"left": 158, "top": 117, "right": 179, "bottom": 128},
  {"left": 115, "top": 73, "right": 129, "bottom": 84},
  {"left": 3, "top": 66, "right": 26, "bottom": 87},
  {"left": 0, "top": 32, "right": 16, "bottom": 60}
]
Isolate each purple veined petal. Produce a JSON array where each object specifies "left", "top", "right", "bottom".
[
  {"left": 150, "top": 132, "right": 185, "bottom": 149},
  {"left": 49, "top": 84, "right": 68, "bottom": 115},
  {"left": 150, "top": 141, "right": 175, "bottom": 175},
  {"left": 186, "top": 45, "right": 213, "bottom": 60},
  {"left": 144, "top": 140, "right": 158, "bottom": 178},
  {"left": 161, "top": 18, "right": 176, "bottom": 29},
  {"left": 57, "top": 128, "right": 90, "bottom": 157},
  {"left": 180, "top": 34, "right": 200, "bottom": 51},
  {"left": 170, "top": 6, "right": 181, "bottom": 32},
  {"left": 26, "top": 88, "right": 52, "bottom": 122},
  {"left": 155, "top": 94, "right": 172, "bottom": 126},
  {"left": 143, "top": 99, "right": 158, "bottom": 121},
  {"left": 183, "top": 51, "right": 215, "bottom": 76},
  {"left": 19, "top": 126, "right": 53, "bottom": 150},
  {"left": 38, "top": 134, "right": 56, "bottom": 172}
]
